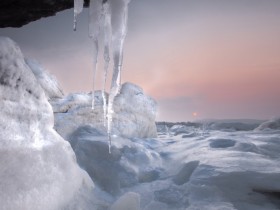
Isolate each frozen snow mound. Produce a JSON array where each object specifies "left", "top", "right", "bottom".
[
  {"left": 25, "top": 58, "right": 64, "bottom": 99},
  {"left": 113, "top": 82, "right": 157, "bottom": 138},
  {"left": 255, "top": 118, "right": 280, "bottom": 131},
  {"left": 52, "top": 82, "right": 157, "bottom": 139},
  {"left": 0, "top": 37, "right": 98, "bottom": 210}
]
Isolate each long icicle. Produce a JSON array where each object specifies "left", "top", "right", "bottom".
[
  {"left": 91, "top": 40, "right": 98, "bottom": 109},
  {"left": 73, "top": 0, "right": 84, "bottom": 31},
  {"left": 107, "top": 0, "right": 130, "bottom": 152},
  {"left": 89, "top": 0, "right": 103, "bottom": 109},
  {"left": 102, "top": 2, "right": 111, "bottom": 127}
]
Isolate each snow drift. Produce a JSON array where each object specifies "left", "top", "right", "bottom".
[{"left": 0, "top": 37, "right": 98, "bottom": 210}]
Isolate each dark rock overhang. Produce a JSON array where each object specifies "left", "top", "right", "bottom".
[{"left": 0, "top": 0, "right": 89, "bottom": 28}]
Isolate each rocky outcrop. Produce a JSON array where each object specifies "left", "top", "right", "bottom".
[
  {"left": 51, "top": 83, "right": 158, "bottom": 140},
  {"left": 0, "top": 36, "right": 97, "bottom": 210},
  {"left": 0, "top": 0, "right": 89, "bottom": 28}
]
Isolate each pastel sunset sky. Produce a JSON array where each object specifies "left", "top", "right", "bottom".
[{"left": 1, "top": 0, "right": 279, "bottom": 121}]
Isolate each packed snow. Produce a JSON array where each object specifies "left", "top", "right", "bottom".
[{"left": 0, "top": 36, "right": 101, "bottom": 210}]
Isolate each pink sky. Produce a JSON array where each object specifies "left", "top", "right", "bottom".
[
  {"left": 1, "top": 0, "right": 279, "bottom": 121},
  {"left": 122, "top": 3, "right": 280, "bottom": 121}
]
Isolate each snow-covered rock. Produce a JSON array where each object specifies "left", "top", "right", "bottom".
[
  {"left": 52, "top": 82, "right": 157, "bottom": 140},
  {"left": 255, "top": 117, "right": 280, "bottom": 131},
  {"left": 25, "top": 58, "right": 64, "bottom": 99},
  {"left": 0, "top": 37, "right": 97, "bottom": 210}
]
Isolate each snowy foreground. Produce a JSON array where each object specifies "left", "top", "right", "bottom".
[
  {"left": 68, "top": 123, "right": 280, "bottom": 210},
  {"left": 1, "top": 36, "right": 280, "bottom": 210}
]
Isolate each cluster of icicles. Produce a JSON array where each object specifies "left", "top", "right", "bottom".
[{"left": 74, "top": 0, "right": 130, "bottom": 153}]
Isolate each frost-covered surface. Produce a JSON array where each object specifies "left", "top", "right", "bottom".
[
  {"left": 51, "top": 82, "right": 157, "bottom": 140},
  {"left": 25, "top": 58, "right": 64, "bottom": 99},
  {"left": 68, "top": 121, "right": 280, "bottom": 210},
  {"left": 0, "top": 37, "right": 101, "bottom": 210},
  {"left": 255, "top": 117, "right": 280, "bottom": 131}
]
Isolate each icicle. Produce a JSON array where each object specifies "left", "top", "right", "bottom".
[
  {"left": 73, "top": 0, "right": 84, "bottom": 31},
  {"left": 90, "top": 40, "right": 98, "bottom": 110},
  {"left": 89, "top": 0, "right": 103, "bottom": 109},
  {"left": 106, "top": 0, "right": 131, "bottom": 149},
  {"left": 102, "top": 2, "right": 111, "bottom": 127}
]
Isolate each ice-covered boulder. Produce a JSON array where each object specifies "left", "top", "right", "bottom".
[
  {"left": 52, "top": 82, "right": 157, "bottom": 139},
  {"left": 255, "top": 117, "right": 280, "bottom": 131},
  {"left": 0, "top": 37, "right": 97, "bottom": 210},
  {"left": 25, "top": 58, "right": 64, "bottom": 99}
]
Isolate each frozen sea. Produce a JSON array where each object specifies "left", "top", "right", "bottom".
[{"left": 70, "top": 121, "right": 280, "bottom": 210}]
